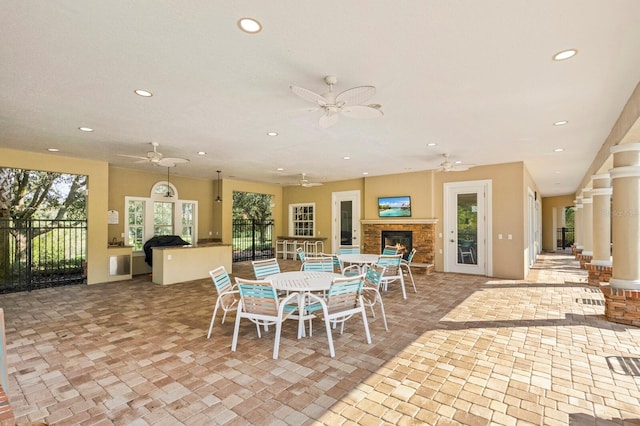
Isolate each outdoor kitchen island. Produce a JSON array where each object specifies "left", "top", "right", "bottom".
[{"left": 151, "top": 243, "right": 232, "bottom": 285}]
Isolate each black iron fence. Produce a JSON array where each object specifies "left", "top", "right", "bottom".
[
  {"left": 0, "top": 218, "right": 87, "bottom": 293},
  {"left": 232, "top": 219, "right": 274, "bottom": 262},
  {"left": 557, "top": 227, "right": 574, "bottom": 249}
]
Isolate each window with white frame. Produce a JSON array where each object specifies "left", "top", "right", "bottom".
[
  {"left": 124, "top": 181, "right": 198, "bottom": 252},
  {"left": 289, "top": 203, "right": 315, "bottom": 237}
]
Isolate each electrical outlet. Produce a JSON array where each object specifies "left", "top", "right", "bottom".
[
  {"left": 508, "top": 234, "right": 513, "bottom": 240},
  {"left": 167, "top": 255, "right": 172, "bottom": 260}
]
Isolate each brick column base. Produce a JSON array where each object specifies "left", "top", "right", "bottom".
[
  {"left": 578, "top": 254, "right": 592, "bottom": 269},
  {"left": 601, "top": 285, "right": 640, "bottom": 327},
  {"left": 572, "top": 245, "right": 582, "bottom": 259},
  {"left": 586, "top": 263, "right": 612, "bottom": 286}
]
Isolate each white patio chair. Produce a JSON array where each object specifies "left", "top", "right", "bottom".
[
  {"left": 338, "top": 245, "right": 360, "bottom": 255},
  {"left": 376, "top": 254, "right": 408, "bottom": 299},
  {"left": 252, "top": 258, "right": 281, "bottom": 280},
  {"left": 296, "top": 247, "right": 306, "bottom": 262},
  {"left": 301, "top": 256, "right": 334, "bottom": 272},
  {"left": 362, "top": 264, "right": 389, "bottom": 331},
  {"left": 305, "top": 274, "right": 371, "bottom": 358},
  {"left": 207, "top": 266, "right": 239, "bottom": 338},
  {"left": 231, "top": 278, "right": 299, "bottom": 359},
  {"left": 382, "top": 245, "right": 399, "bottom": 255},
  {"left": 400, "top": 248, "right": 418, "bottom": 294}
]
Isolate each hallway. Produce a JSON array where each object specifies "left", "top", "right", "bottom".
[{"left": 2, "top": 252, "right": 640, "bottom": 425}]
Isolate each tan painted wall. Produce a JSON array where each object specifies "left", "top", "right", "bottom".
[
  {"left": 363, "top": 171, "right": 435, "bottom": 219},
  {"left": 430, "top": 162, "right": 525, "bottom": 279},
  {"left": 108, "top": 166, "right": 216, "bottom": 243},
  {"left": 2, "top": 147, "right": 534, "bottom": 282},
  {"left": 282, "top": 179, "right": 364, "bottom": 248},
  {"left": 281, "top": 163, "right": 530, "bottom": 279},
  {"left": 1, "top": 148, "right": 109, "bottom": 284},
  {"left": 541, "top": 194, "right": 574, "bottom": 251}
]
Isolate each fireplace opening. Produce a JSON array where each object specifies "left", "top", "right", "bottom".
[{"left": 381, "top": 231, "right": 412, "bottom": 260}]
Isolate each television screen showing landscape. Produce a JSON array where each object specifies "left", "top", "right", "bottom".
[{"left": 378, "top": 196, "right": 411, "bottom": 217}]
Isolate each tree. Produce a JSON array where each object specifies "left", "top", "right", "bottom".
[
  {"left": 0, "top": 168, "right": 87, "bottom": 280},
  {"left": 232, "top": 192, "right": 273, "bottom": 247}
]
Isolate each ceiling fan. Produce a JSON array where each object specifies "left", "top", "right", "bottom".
[
  {"left": 437, "top": 154, "right": 475, "bottom": 172},
  {"left": 118, "top": 142, "right": 189, "bottom": 167},
  {"left": 290, "top": 75, "right": 383, "bottom": 128},
  {"left": 297, "top": 173, "right": 323, "bottom": 187}
]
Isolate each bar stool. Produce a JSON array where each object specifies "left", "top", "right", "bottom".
[
  {"left": 305, "top": 240, "right": 318, "bottom": 257},
  {"left": 285, "top": 240, "right": 299, "bottom": 260},
  {"left": 275, "top": 240, "right": 287, "bottom": 259}
]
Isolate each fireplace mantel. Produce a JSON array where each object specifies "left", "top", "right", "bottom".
[{"left": 361, "top": 219, "right": 438, "bottom": 225}]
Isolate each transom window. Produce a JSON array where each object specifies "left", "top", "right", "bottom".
[
  {"left": 124, "top": 181, "right": 197, "bottom": 251},
  {"left": 289, "top": 203, "right": 315, "bottom": 237}
]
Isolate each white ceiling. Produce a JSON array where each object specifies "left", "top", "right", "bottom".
[{"left": 2, "top": 1, "right": 640, "bottom": 196}]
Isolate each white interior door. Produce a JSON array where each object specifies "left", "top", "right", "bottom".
[
  {"left": 332, "top": 190, "right": 361, "bottom": 253},
  {"left": 444, "top": 181, "right": 491, "bottom": 275}
]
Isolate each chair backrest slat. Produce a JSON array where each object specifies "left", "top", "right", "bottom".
[
  {"left": 377, "top": 254, "right": 402, "bottom": 275},
  {"left": 302, "top": 256, "right": 334, "bottom": 272},
  {"left": 252, "top": 258, "right": 281, "bottom": 279},
  {"left": 326, "top": 275, "right": 364, "bottom": 313},
  {"left": 236, "top": 279, "right": 279, "bottom": 315},
  {"left": 364, "top": 264, "right": 386, "bottom": 289},
  {"left": 406, "top": 248, "right": 417, "bottom": 263},
  {"left": 338, "top": 245, "right": 360, "bottom": 255},
  {"left": 210, "top": 266, "right": 232, "bottom": 292},
  {"left": 382, "top": 245, "right": 399, "bottom": 255}
]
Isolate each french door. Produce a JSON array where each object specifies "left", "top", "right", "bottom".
[
  {"left": 331, "top": 190, "right": 361, "bottom": 253},
  {"left": 444, "top": 180, "right": 492, "bottom": 275}
]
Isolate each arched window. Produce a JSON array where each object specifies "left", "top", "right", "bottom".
[{"left": 124, "top": 181, "right": 198, "bottom": 252}]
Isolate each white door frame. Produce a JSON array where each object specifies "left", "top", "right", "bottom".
[
  {"left": 443, "top": 180, "right": 492, "bottom": 275},
  {"left": 331, "top": 190, "right": 361, "bottom": 254}
]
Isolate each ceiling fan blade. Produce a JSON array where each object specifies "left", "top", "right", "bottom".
[
  {"left": 160, "top": 157, "right": 189, "bottom": 166},
  {"left": 302, "top": 182, "right": 323, "bottom": 187},
  {"left": 341, "top": 105, "right": 383, "bottom": 119},
  {"left": 319, "top": 112, "right": 339, "bottom": 128},
  {"left": 118, "top": 154, "right": 149, "bottom": 161},
  {"left": 335, "top": 86, "right": 376, "bottom": 105},
  {"left": 290, "top": 85, "right": 328, "bottom": 106}
]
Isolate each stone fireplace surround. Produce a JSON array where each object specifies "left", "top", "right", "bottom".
[{"left": 361, "top": 219, "right": 437, "bottom": 266}]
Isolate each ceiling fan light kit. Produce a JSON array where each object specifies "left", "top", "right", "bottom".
[
  {"left": 438, "top": 154, "right": 475, "bottom": 172},
  {"left": 290, "top": 75, "right": 383, "bottom": 128},
  {"left": 118, "top": 142, "right": 189, "bottom": 168}
]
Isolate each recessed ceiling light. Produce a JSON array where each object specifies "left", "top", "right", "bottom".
[
  {"left": 267, "top": 132, "right": 278, "bottom": 136},
  {"left": 553, "top": 120, "right": 568, "bottom": 126},
  {"left": 47, "top": 148, "right": 59, "bottom": 152},
  {"left": 553, "top": 49, "right": 577, "bottom": 61},
  {"left": 554, "top": 148, "right": 565, "bottom": 152},
  {"left": 78, "top": 127, "right": 94, "bottom": 132},
  {"left": 134, "top": 89, "right": 153, "bottom": 97},
  {"left": 343, "top": 156, "right": 351, "bottom": 160},
  {"left": 555, "top": 170, "right": 561, "bottom": 174},
  {"left": 427, "top": 143, "right": 437, "bottom": 147},
  {"left": 197, "top": 151, "right": 206, "bottom": 155},
  {"left": 362, "top": 172, "right": 369, "bottom": 175},
  {"left": 238, "top": 17, "right": 262, "bottom": 34},
  {"left": 276, "top": 167, "right": 284, "bottom": 171},
  {"left": 454, "top": 160, "right": 462, "bottom": 164}
]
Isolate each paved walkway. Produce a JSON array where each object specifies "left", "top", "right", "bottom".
[{"left": 2, "top": 252, "right": 640, "bottom": 425}]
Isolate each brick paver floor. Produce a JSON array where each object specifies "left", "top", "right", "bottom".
[{"left": 2, "top": 251, "right": 640, "bottom": 425}]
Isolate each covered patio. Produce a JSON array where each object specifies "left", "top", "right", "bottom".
[{"left": 3, "top": 252, "right": 640, "bottom": 425}]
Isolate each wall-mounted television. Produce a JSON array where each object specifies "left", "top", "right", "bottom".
[{"left": 378, "top": 196, "right": 411, "bottom": 217}]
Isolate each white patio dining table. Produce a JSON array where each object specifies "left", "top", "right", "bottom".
[
  {"left": 337, "top": 253, "right": 380, "bottom": 266},
  {"left": 266, "top": 271, "right": 343, "bottom": 338}
]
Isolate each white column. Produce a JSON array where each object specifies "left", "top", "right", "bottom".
[
  {"left": 574, "top": 195, "right": 583, "bottom": 250},
  {"left": 581, "top": 189, "right": 593, "bottom": 257},
  {"left": 609, "top": 143, "right": 640, "bottom": 290},
  {"left": 591, "top": 174, "right": 612, "bottom": 266}
]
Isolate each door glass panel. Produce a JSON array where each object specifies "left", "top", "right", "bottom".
[
  {"left": 340, "top": 200, "right": 352, "bottom": 245},
  {"left": 457, "top": 193, "right": 478, "bottom": 265}
]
